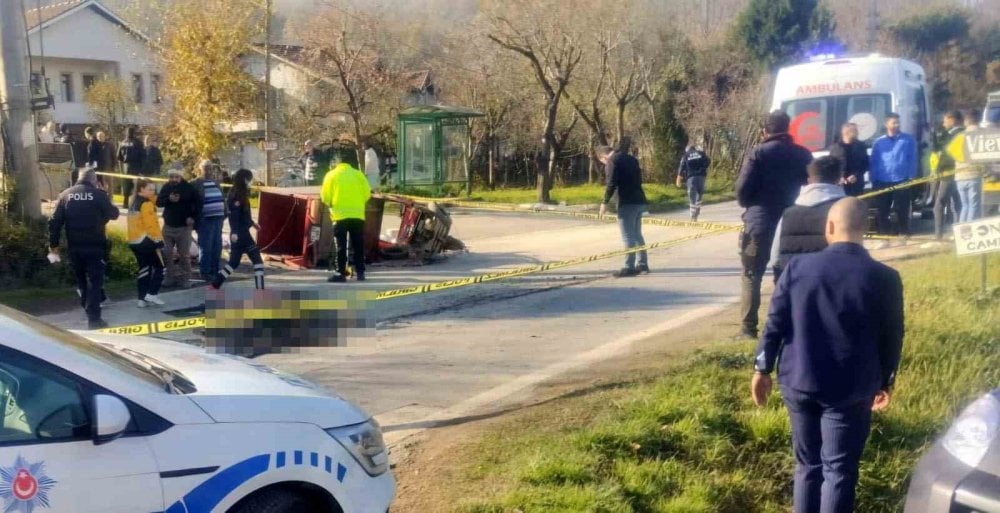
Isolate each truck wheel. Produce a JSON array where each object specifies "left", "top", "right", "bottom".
[{"left": 229, "top": 488, "right": 313, "bottom": 513}]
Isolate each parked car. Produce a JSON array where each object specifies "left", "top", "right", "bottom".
[
  {"left": 983, "top": 90, "right": 1000, "bottom": 128},
  {"left": 0, "top": 305, "right": 394, "bottom": 513},
  {"left": 904, "top": 388, "right": 1000, "bottom": 513}
]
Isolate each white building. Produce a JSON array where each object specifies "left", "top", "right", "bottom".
[{"left": 26, "top": 0, "right": 163, "bottom": 130}]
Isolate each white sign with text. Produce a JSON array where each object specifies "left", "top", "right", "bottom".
[{"left": 954, "top": 216, "right": 1000, "bottom": 256}]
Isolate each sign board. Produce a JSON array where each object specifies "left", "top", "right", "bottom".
[
  {"left": 964, "top": 128, "right": 1000, "bottom": 163},
  {"left": 953, "top": 216, "right": 1000, "bottom": 256},
  {"left": 264, "top": 141, "right": 278, "bottom": 151}
]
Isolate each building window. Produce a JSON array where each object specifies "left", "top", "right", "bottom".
[
  {"left": 59, "top": 73, "right": 74, "bottom": 103},
  {"left": 151, "top": 74, "right": 162, "bottom": 104},
  {"left": 29, "top": 72, "right": 44, "bottom": 96},
  {"left": 82, "top": 74, "right": 97, "bottom": 91},
  {"left": 132, "top": 73, "right": 144, "bottom": 104}
]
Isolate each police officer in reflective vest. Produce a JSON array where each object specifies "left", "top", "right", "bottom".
[{"left": 49, "top": 168, "right": 121, "bottom": 329}]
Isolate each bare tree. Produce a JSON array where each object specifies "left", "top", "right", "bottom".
[
  {"left": 486, "top": 0, "right": 584, "bottom": 203},
  {"left": 298, "top": 1, "right": 402, "bottom": 164},
  {"left": 609, "top": 36, "right": 651, "bottom": 145}
]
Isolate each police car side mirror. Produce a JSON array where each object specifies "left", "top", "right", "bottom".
[{"left": 92, "top": 395, "right": 131, "bottom": 445}]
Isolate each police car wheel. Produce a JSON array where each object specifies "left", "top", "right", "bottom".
[{"left": 229, "top": 488, "right": 313, "bottom": 513}]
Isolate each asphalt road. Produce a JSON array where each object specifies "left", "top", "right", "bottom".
[{"left": 255, "top": 202, "right": 748, "bottom": 447}]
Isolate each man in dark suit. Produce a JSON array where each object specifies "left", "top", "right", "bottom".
[{"left": 751, "top": 197, "right": 904, "bottom": 513}]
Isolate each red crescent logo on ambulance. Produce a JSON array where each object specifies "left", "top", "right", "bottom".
[{"left": 790, "top": 111, "right": 826, "bottom": 152}]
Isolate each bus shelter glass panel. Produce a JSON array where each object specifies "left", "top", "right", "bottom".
[
  {"left": 405, "top": 123, "right": 435, "bottom": 183},
  {"left": 442, "top": 123, "right": 468, "bottom": 182}
]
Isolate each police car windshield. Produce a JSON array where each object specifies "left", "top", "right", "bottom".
[
  {"left": 782, "top": 93, "right": 892, "bottom": 151},
  {"left": 1, "top": 308, "right": 195, "bottom": 393}
]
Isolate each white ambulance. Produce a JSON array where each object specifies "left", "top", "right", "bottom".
[
  {"left": 0, "top": 306, "right": 395, "bottom": 513},
  {"left": 771, "top": 54, "right": 933, "bottom": 159}
]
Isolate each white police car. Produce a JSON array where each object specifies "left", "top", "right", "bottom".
[{"left": 0, "top": 305, "right": 394, "bottom": 513}]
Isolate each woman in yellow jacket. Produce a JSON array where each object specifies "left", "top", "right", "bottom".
[{"left": 127, "top": 178, "right": 166, "bottom": 307}]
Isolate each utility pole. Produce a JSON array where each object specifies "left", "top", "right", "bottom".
[
  {"left": 0, "top": 0, "right": 42, "bottom": 220},
  {"left": 866, "top": 0, "right": 880, "bottom": 51},
  {"left": 702, "top": 0, "right": 710, "bottom": 37},
  {"left": 263, "top": 0, "right": 272, "bottom": 187}
]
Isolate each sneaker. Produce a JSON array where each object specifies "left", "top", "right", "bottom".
[
  {"left": 88, "top": 319, "right": 109, "bottom": 330},
  {"left": 327, "top": 274, "right": 347, "bottom": 283},
  {"left": 613, "top": 268, "right": 638, "bottom": 278},
  {"left": 144, "top": 294, "right": 165, "bottom": 306},
  {"left": 636, "top": 264, "right": 650, "bottom": 274},
  {"left": 136, "top": 299, "right": 149, "bottom": 308}
]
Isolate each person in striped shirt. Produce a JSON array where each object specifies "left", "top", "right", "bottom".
[{"left": 192, "top": 159, "right": 227, "bottom": 281}]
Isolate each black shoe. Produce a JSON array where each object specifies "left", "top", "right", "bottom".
[
  {"left": 356, "top": 272, "right": 366, "bottom": 281},
  {"left": 328, "top": 274, "right": 347, "bottom": 283},
  {"left": 88, "top": 319, "right": 109, "bottom": 330},
  {"left": 736, "top": 330, "right": 757, "bottom": 341},
  {"left": 637, "top": 264, "right": 650, "bottom": 274},
  {"left": 613, "top": 268, "right": 638, "bottom": 278}
]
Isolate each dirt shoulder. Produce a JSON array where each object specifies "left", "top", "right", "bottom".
[{"left": 390, "top": 303, "right": 746, "bottom": 512}]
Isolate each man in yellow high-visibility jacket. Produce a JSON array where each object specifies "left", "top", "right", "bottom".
[{"left": 320, "top": 144, "right": 372, "bottom": 282}]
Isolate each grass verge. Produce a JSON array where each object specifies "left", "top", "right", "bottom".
[{"left": 447, "top": 253, "right": 1000, "bottom": 513}]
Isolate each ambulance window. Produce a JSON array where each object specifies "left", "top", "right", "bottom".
[
  {"left": 0, "top": 348, "right": 90, "bottom": 445},
  {"left": 915, "top": 86, "right": 928, "bottom": 143},
  {"left": 844, "top": 95, "right": 890, "bottom": 144}
]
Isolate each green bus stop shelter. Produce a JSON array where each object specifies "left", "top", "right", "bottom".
[{"left": 397, "top": 105, "right": 484, "bottom": 194}]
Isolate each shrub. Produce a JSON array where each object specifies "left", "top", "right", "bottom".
[{"left": 0, "top": 212, "right": 136, "bottom": 289}]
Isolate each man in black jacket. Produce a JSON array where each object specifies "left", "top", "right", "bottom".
[
  {"left": 598, "top": 144, "right": 649, "bottom": 277},
  {"left": 157, "top": 167, "right": 201, "bottom": 288},
  {"left": 932, "top": 110, "right": 964, "bottom": 240},
  {"left": 143, "top": 135, "right": 164, "bottom": 176},
  {"left": 826, "top": 123, "right": 868, "bottom": 197},
  {"left": 117, "top": 126, "right": 145, "bottom": 208},
  {"left": 735, "top": 111, "right": 812, "bottom": 338},
  {"left": 49, "top": 169, "right": 120, "bottom": 329},
  {"left": 676, "top": 143, "right": 711, "bottom": 221},
  {"left": 752, "top": 197, "right": 903, "bottom": 513}
]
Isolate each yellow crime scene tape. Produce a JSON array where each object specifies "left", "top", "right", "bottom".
[
  {"left": 93, "top": 168, "right": 962, "bottom": 336},
  {"left": 95, "top": 226, "right": 737, "bottom": 335},
  {"left": 95, "top": 171, "right": 236, "bottom": 188}
]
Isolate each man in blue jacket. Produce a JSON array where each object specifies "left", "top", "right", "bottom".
[
  {"left": 869, "top": 113, "right": 918, "bottom": 237},
  {"left": 751, "top": 197, "right": 904, "bottom": 513},
  {"left": 735, "top": 111, "right": 812, "bottom": 338}
]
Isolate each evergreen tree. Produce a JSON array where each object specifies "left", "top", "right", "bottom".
[{"left": 732, "top": 0, "right": 837, "bottom": 70}]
